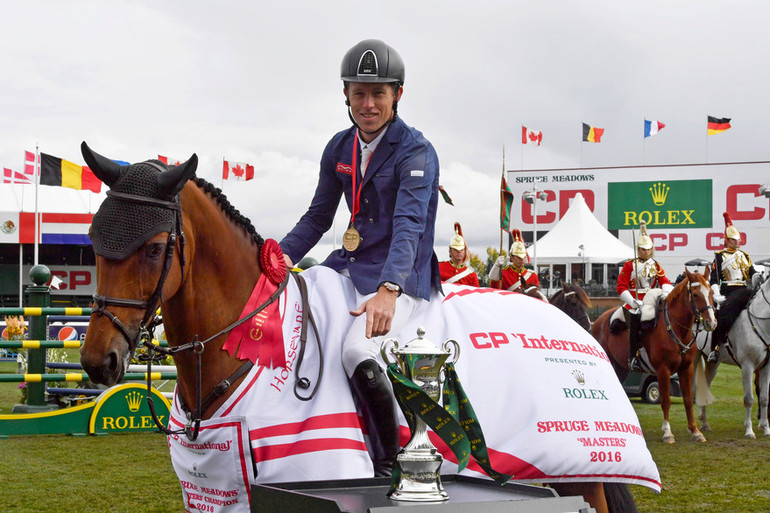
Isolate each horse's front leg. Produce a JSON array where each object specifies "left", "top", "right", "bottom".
[
  {"left": 677, "top": 363, "right": 706, "bottom": 442},
  {"left": 742, "top": 365, "right": 758, "bottom": 438},
  {"left": 758, "top": 366, "right": 770, "bottom": 437},
  {"left": 657, "top": 367, "right": 676, "bottom": 444}
]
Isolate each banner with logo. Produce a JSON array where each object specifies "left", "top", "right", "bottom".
[
  {"left": 165, "top": 267, "right": 659, "bottom": 513},
  {"left": 509, "top": 162, "right": 770, "bottom": 260}
]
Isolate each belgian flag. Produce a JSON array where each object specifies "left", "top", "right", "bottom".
[
  {"left": 40, "top": 153, "right": 101, "bottom": 193},
  {"left": 707, "top": 116, "right": 731, "bottom": 135},
  {"left": 582, "top": 122, "right": 604, "bottom": 143}
]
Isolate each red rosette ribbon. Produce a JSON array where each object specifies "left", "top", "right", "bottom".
[{"left": 260, "top": 239, "right": 288, "bottom": 285}]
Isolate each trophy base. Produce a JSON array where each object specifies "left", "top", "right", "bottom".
[{"left": 390, "top": 450, "right": 448, "bottom": 502}]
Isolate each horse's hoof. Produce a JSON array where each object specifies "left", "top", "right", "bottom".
[
  {"left": 691, "top": 432, "right": 707, "bottom": 443},
  {"left": 745, "top": 432, "right": 756, "bottom": 439},
  {"left": 700, "top": 424, "right": 712, "bottom": 432},
  {"left": 662, "top": 435, "right": 675, "bottom": 444}
]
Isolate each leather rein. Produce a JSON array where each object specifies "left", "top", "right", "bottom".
[
  {"left": 90, "top": 180, "right": 321, "bottom": 441},
  {"left": 662, "top": 280, "right": 715, "bottom": 354}
]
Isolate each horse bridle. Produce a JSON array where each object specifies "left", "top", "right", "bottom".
[
  {"left": 90, "top": 189, "right": 186, "bottom": 354},
  {"left": 562, "top": 290, "right": 592, "bottom": 329},
  {"left": 663, "top": 279, "right": 715, "bottom": 353},
  {"left": 89, "top": 176, "right": 321, "bottom": 441}
]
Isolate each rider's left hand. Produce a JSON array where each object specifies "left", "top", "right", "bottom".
[{"left": 350, "top": 287, "right": 398, "bottom": 338}]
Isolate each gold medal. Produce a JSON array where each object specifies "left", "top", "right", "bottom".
[{"left": 343, "top": 226, "right": 361, "bottom": 252}]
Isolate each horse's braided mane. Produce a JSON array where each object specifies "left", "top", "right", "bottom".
[{"left": 192, "top": 177, "right": 265, "bottom": 249}]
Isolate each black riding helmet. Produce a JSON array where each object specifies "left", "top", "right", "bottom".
[
  {"left": 340, "top": 39, "right": 405, "bottom": 85},
  {"left": 341, "top": 39, "right": 405, "bottom": 133}
]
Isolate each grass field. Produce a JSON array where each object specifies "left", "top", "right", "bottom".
[{"left": 1, "top": 362, "right": 768, "bottom": 512}]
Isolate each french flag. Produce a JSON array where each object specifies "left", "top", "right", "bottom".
[{"left": 644, "top": 119, "right": 665, "bottom": 138}]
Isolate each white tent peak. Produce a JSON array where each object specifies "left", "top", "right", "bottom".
[{"left": 527, "top": 192, "right": 634, "bottom": 265}]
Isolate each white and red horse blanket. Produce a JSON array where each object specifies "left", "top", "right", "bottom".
[{"left": 167, "top": 266, "right": 660, "bottom": 512}]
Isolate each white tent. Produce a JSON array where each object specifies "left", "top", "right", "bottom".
[{"left": 527, "top": 192, "right": 634, "bottom": 265}]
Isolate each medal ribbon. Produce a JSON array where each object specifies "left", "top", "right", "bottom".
[{"left": 349, "top": 131, "right": 373, "bottom": 225}]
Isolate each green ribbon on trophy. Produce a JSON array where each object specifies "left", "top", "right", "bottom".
[
  {"left": 442, "top": 362, "right": 512, "bottom": 484},
  {"left": 386, "top": 361, "right": 512, "bottom": 489}
]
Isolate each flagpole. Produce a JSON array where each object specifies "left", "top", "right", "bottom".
[
  {"left": 500, "top": 145, "right": 505, "bottom": 255},
  {"left": 34, "top": 144, "right": 40, "bottom": 266},
  {"left": 221, "top": 156, "right": 225, "bottom": 189},
  {"left": 642, "top": 117, "right": 646, "bottom": 166},
  {"left": 705, "top": 115, "right": 709, "bottom": 164},
  {"left": 520, "top": 126, "right": 524, "bottom": 171}
]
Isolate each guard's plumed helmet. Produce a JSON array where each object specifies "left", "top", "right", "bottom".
[
  {"left": 340, "top": 39, "right": 405, "bottom": 85},
  {"left": 723, "top": 211, "right": 741, "bottom": 243},
  {"left": 449, "top": 222, "right": 466, "bottom": 251},
  {"left": 637, "top": 221, "right": 653, "bottom": 250},
  {"left": 510, "top": 229, "right": 528, "bottom": 259}
]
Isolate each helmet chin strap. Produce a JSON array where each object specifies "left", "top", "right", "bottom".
[{"left": 345, "top": 98, "right": 399, "bottom": 136}]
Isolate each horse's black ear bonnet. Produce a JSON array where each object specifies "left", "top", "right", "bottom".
[
  {"left": 90, "top": 161, "right": 177, "bottom": 260},
  {"left": 82, "top": 142, "right": 197, "bottom": 261}
]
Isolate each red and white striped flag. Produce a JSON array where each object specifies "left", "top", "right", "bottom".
[
  {"left": 158, "top": 155, "right": 182, "bottom": 166},
  {"left": 522, "top": 126, "right": 543, "bottom": 146},
  {"left": 3, "top": 168, "right": 33, "bottom": 184},
  {"left": 223, "top": 160, "right": 255, "bottom": 181},
  {"left": 24, "top": 150, "right": 39, "bottom": 175}
]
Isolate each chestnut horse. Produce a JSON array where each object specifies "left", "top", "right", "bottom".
[
  {"left": 592, "top": 270, "right": 717, "bottom": 443},
  {"left": 79, "top": 143, "right": 641, "bottom": 513}
]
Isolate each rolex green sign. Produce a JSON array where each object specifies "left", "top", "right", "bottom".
[{"left": 608, "top": 180, "right": 712, "bottom": 230}]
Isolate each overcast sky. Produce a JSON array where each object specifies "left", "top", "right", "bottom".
[{"left": 2, "top": 1, "right": 768, "bottom": 263}]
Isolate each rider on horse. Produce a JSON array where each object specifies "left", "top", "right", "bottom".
[
  {"left": 439, "top": 222, "right": 479, "bottom": 286},
  {"left": 614, "top": 221, "right": 673, "bottom": 371},
  {"left": 279, "top": 39, "right": 441, "bottom": 476},
  {"left": 707, "top": 212, "right": 760, "bottom": 362},
  {"left": 488, "top": 229, "right": 540, "bottom": 291}
]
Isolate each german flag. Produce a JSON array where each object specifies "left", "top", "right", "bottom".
[
  {"left": 582, "top": 122, "right": 604, "bottom": 143},
  {"left": 40, "top": 153, "right": 101, "bottom": 193},
  {"left": 707, "top": 116, "right": 731, "bottom": 135}
]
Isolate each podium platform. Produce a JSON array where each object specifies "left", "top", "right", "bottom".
[{"left": 251, "top": 475, "right": 596, "bottom": 512}]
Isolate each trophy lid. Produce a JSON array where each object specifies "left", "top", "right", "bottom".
[{"left": 393, "top": 327, "right": 450, "bottom": 356}]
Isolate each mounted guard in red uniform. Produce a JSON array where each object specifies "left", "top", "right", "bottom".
[
  {"left": 614, "top": 221, "right": 673, "bottom": 371},
  {"left": 488, "top": 229, "right": 539, "bottom": 291},
  {"left": 438, "top": 222, "right": 479, "bottom": 286}
]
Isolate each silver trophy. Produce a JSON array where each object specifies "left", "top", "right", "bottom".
[{"left": 381, "top": 327, "right": 460, "bottom": 502}]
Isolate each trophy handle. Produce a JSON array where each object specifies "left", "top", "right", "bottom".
[
  {"left": 443, "top": 339, "right": 460, "bottom": 365},
  {"left": 380, "top": 337, "right": 400, "bottom": 366}
]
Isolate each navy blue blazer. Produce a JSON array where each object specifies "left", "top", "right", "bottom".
[{"left": 280, "top": 117, "right": 441, "bottom": 300}]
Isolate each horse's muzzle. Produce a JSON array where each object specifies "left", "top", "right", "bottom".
[{"left": 80, "top": 344, "right": 126, "bottom": 386}]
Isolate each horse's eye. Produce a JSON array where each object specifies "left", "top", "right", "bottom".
[{"left": 147, "top": 243, "right": 165, "bottom": 259}]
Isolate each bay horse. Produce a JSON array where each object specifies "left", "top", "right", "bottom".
[
  {"left": 592, "top": 269, "right": 717, "bottom": 443},
  {"left": 79, "top": 143, "right": 650, "bottom": 513},
  {"left": 696, "top": 274, "right": 770, "bottom": 438},
  {"left": 550, "top": 281, "right": 593, "bottom": 332}
]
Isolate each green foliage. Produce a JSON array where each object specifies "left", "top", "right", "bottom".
[{"left": 469, "top": 246, "right": 508, "bottom": 288}]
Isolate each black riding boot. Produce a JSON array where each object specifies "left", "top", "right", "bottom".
[
  {"left": 350, "top": 359, "right": 400, "bottom": 477},
  {"left": 628, "top": 313, "right": 643, "bottom": 371}
]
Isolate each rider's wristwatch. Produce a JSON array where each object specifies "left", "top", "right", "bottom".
[{"left": 380, "top": 281, "right": 402, "bottom": 296}]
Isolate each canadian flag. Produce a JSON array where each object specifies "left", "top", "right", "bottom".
[
  {"left": 223, "top": 160, "right": 255, "bottom": 181},
  {"left": 3, "top": 168, "right": 33, "bottom": 184},
  {"left": 24, "top": 150, "right": 39, "bottom": 175},
  {"left": 158, "top": 155, "right": 182, "bottom": 166},
  {"left": 522, "top": 126, "right": 543, "bottom": 146}
]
